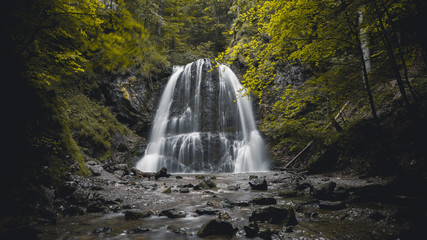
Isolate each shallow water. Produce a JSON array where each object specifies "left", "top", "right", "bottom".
[{"left": 38, "top": 172, "right": 404, "bottom": 239}]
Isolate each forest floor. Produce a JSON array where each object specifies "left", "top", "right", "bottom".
[{"left": 33, "top": 163, "right": 426, "bottom": 240}]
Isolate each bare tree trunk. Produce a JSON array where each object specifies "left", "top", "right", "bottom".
[
  {"left": 355, "top": 10, "right": 378, "bottom": 119},
  {"left": 372, "top": 1, "right": 410, "bottom": 106},
  {"left": 156, "top": 0, "right": 165, "bottom": 41}
]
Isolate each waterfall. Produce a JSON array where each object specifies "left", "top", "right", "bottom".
[{"left": 136, "top": 59, "right": 269, "bottom": 173}]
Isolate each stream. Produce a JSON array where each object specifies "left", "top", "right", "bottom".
[{"left": 37, "top": 169, "right": 411, "bottom": 239}]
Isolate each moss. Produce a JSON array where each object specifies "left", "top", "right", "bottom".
[{"left": 64, "top": 95, "right": 130, "bottom": 161}]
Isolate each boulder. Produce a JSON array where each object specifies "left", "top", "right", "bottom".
[
  {"left": 312, "top": 181, "right": 336, "bottom": 200},
  {"left": 243, "top": 223, "right": 259, "bottom": 238},
  {"left": 196, "top": 207, "right": 219, "bottom": 215},
  {"left": 154, "top": 167, "right": 171, "bottom": 180},
  {"left": 161, "top": 187, "right": 172, "bottom": 193},
  {"left": 124, "top": 210, "right": 152, "bottom": 220},
  {"left": 194, "top": 178, "right": 216, "bottom": 190},
  {"left": 249, "top": 207, "right": 298, "bottom": 225},
  {"left": 249, "top": 178, "right": 268, "bottom": 190},
  {"left": 197, "top": 219, "right": 235, "bottom": 237},
  {"left": 159, "top": 209, "right": 187, "bottom": 218}
]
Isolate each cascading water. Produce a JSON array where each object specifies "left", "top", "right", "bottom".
[{"left": 136, "top": 59, "right": 269, "bottom": 173}]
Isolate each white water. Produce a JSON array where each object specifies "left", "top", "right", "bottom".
[{"left": 136, "top": 59, "right": 269, "bottom": 173}]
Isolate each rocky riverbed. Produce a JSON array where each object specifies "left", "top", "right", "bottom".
[{"left": 34, "top": 162, "right": 425, "bottom": 239}]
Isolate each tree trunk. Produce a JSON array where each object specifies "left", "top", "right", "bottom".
[
  {"left": 156, "top": 0, "right": 165, "bottom": 41},
  {"left": 372, "top": 2, "right": 410, "bottom": 106},
  {"left": 355, "top": 10, "right": 378, "bottom": 119}
]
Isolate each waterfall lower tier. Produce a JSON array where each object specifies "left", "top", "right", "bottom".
[{"left": 136, "top": 59, "right": 269, "bottom": 173}]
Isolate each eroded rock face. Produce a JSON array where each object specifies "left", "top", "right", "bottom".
[{"left": 101, "top": 71, "right": 169, "bottom": 137}]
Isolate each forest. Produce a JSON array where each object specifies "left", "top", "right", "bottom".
[{"left": 3, "top": 0, "right": 427, "bottom": 239}]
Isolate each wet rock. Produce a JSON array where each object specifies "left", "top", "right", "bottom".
[
  {"left": 304, "top": 210, "right": 319, "bottom": 218},
  {"left": 235, "top": 201, "right": 251, "bottom": 207},
  {"left": 278, "top": 189, "right": 297, "bottom": 197},
  {"left": 244, "top": 223, "right": 259, "bottom": 238},
  {"left": 251, "top": 196, "right": 277, "bottom": 205},
  {"left": 125, "top": 210, "right": 152, "bottom": 220},
  {"left": 296, "top": 181, "right": 312, "bottom": 191},
  {"left": 196, "top": 207, "right": 219, "bottom": 215},
  {"left": 194, "top": 178, "right": 216, "bottom": 190},
  {"left": 181, "top": 183, "right": 195, "bottom": 188},
  {"left": 218, "top": 211, "right": 231, "bottom": 220},
  {"left": 175, "top": 175, "right": 183, "bottom": 179},
  {"left": 221, "top": 199, "right": 235, "bottom": 208},
  {"left": 249, "top": 178, "right": 268, "bottom": 190},
  {"left": 86, "top": 200, "right": 106, "bottom": 213},
  {"left": 180, "top": 187, "right": 190, "bottom": 193},
  {"left": 161, "top": 187, "right": 172, "bottom": 193},
  {"left": 207, "top": 200, "right": 221, "bottom": 207},
  {"left": 159, "top": 209, "right": 187, "bottom": 218},
  {"left": 154, "top": 167, "right": 171, "bottom": 180},
  {"left": 172, "top": 227, "right": 190, "bottom": 235},
  {"left": 318, "top": 200, "right": 347, "bottom": 210},
  {"left": 127, "top": 227, "right": 149, "bottom": 234},
  {"left": 91, "top": 226, "right": 111, "bottom": 235},
  {"left": 312, "top": 181, "right": 336, "bottom": 200},
  {"left": 228, "top": 185, "right": 240, "bottom": 191},
  {"left": 197, "top": 219, "right": 235, "bottom": 237},
  {"left": 258, "top": 229, "right": 276, "bottom": 240},
  {"left": 249, "top": 207, "right": 298, "bottom": 225}
]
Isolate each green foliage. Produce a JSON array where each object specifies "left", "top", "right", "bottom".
[
  {"left": 8, "top": 0, "right": 168, "bottom": 89},
  {"left": 65, "top": 95, "right": 130, "bottom": 161},
  {"left": 127, "top": 0, "right": 236, "bottom": 65},
  {"left": 217, "top": 0, "right": 426, "bottom": 165}
]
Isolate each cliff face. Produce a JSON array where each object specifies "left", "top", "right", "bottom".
[{"left": 100, "top": 72, "right": 168, "bottom": 138}]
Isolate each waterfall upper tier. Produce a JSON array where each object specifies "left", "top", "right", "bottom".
[{"left": 136, "top": 59, "right": 270, "bottom": 173}]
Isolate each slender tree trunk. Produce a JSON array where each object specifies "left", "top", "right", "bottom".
[
  {"left": 354, "top": 10, "right": 378, "bottom": 119},
  {"left": 156, "top": 0, "right": 165, "bottom": 41},
  {"left": 358, "top": 37, "right": 378, "bottom": 120},
  {"left": 372, "top": 2, "right": 410, "bottom": 106},
  {"left": 395, "top": 33, "right": 418, "bottom": 102},
  {"left": 377, "top": 0, "right": 418, "bottom": 103}
]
